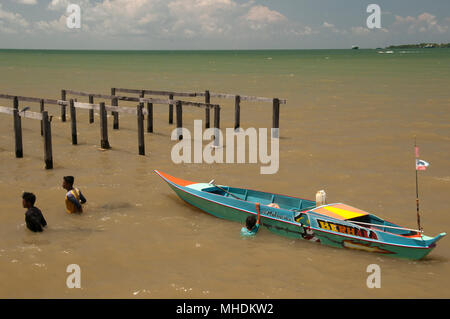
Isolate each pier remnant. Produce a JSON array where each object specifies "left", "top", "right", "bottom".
[
  {"left": 176, "top": 100, "right": 183, "bottom": 140},
  {"left": 99, "top": 102, "right": 110, "bottom": 149},
  {"left": 61, "top": 90, "right": 67, "bottom": 122},
  {"left": 42, "top": 111, "right": 53, "bottom": 169},
  {"left": 137, "top": 102, "right": 145, "bottom": 155},
  {"left": 70, "top": 99, "right": 77, "bottom": 145}
]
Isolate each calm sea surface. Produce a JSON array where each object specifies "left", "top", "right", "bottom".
[{"left": 0, "top": 49, "right": 449, "bottom": 298}]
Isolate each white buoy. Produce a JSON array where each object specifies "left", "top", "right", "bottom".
[{"left": 316, "top": 190, "right": 327, "bottom": 206}]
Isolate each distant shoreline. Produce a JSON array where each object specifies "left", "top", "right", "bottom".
[
  {"left": 386, "top": 43, "right": 450, "bottom": 49},
  {"left": 0, "top": 47, "right": 449, "bottom": 52}
]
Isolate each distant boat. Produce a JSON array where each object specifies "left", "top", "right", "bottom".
[{"left": 352, "top": 45, "right": 359, "bottom": 50}]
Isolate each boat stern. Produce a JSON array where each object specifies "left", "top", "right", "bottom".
[{"left": 420, "top": 232, "right": 446, "bottom": 248}]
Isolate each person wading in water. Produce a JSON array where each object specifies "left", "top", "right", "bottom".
[
  {"left": 241, "top": 202, "right": 261, "bottom": 237},
  {"left": 22, "top": 192, "right": 47, "bottom": 232},
  {"left": 62, "top": 176, "right": 87, "bottom": 214}
]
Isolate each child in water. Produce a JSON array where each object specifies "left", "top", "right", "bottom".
[
  {"left": 22, "top": 192, "right": 47, "bottom": 232},
  {"left": 241, "top": 202, "right": 261, "bottom": 237},
  {"left": 62, "top": 176, "right": 87, "bottom": 214}
]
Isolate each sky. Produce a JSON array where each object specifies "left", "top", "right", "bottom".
[{"left": 0, "top": 0, "right": 449, "bottom": 50}]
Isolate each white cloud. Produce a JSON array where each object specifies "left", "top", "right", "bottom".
[
  {"left": 48, "top": 0, "right": 72, "bottom": 10},
  {"left": 0, "top": 4, "right": 29, "bottom": 29},
  {"left": 166, "top": 0, "right": 237, "bottom": 36},
  {"left": 35, "top": 15, "right": 67, "bottom": 33},
  {"left": 14, "top": 0, "right": 38, "bottom": 5},
  {"left": 244, "top": 5, "right": 286, "bottom": 30},
  {"left": 351, "top": 26, "right": 370, "bottom": 35},
  {"left": 394, "top": 12, "right": 449, "bottom": 34},
  {"left": 245, "top": 5, "right": 286, "bottom": 23},
  {"left": 322, "top": 21, "right": 347, "bottom": 34},
  {"left": 13, "top": 0, "right": 315, "bottom": 42}
]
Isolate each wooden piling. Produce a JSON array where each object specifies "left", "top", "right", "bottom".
[
  {"left": 147, "top": 102, "right": 153, "bottom": 133},
  {"left": 272, "top": 98, "right": 280, "bottom": 138},
  {"left": 40, "top": 99, "right": 44, "bottom": 136},
  {"left": 70, "top": 99, "right": 77, "bottom": 145},
  {"left": 112, "top": 97, "right": 119, "bottom": 130},
  {"left": 12, "top": 96, "right": 20, "bottom": 156},
  {"left": 88, "top": 95, "right": 94, "bottom": 123},
  {"left": 169, "top": 94, "right": 174, "bottom": 124},
  {"left": 42, "top": 111, "right": 53, "bottom": 169},
  {"left": 235, "top": 95, "right": 240, "bottom": 131},
  {"left": 99, "top": 102, "right": 110, "bottom": 149},
  {"left": 110, "top": 88, "right": 115, "bottom": 115},
  {"left": 13, "top": 108, "right": 23, "bottom": 158},
  {"left": 61, "top": 90, "right": 67, "bottom": 122},
  {"left": 137, "top": 103, "right": 145, "bottom": 155},
  {"left": 111, "top": 88, "right": 119, "bottom": 129},
  {"left": 214, "top": 105, "right": 220, "bottom": 130},
  {"left": 176, "top": 100, "right": 182, "bottom": 140},
  {"left": 205, "top": 90, "right": 210, "bottom": 129},
  {"left": 214, "top": 105, "right": 220, "bottom": 147},
  {"left": 13, "top": 96, "right": 18, "bottom": 110}
]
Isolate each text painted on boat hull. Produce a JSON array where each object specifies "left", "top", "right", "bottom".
[{"left": 317, "top": 219, "right": 378, "bottom": 240}]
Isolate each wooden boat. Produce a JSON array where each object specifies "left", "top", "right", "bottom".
[{"left": 155, "top": 170, "right": 446, "bottom": 260}]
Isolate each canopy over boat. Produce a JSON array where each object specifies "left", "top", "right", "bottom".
[{"left": 310, "top": 203, "right": 369, "bottom": 220}]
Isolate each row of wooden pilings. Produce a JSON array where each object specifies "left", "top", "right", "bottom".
[
  {"left": 59, "top": 89, "right": 224, "bottom": 156},
  {"left": 1, "top": 89, "right": 285, "bottom": 169},
  {"left": 0, "top": 96, "right": 54, "bottom": 169},
  {"left": 60, "top": 88, "right": 283, "bottom": 137}
]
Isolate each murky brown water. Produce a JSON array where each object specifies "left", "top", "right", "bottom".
[{"left": 0, "top": 50, "right": 449, "bottom": 298}]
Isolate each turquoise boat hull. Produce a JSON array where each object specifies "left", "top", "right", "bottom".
[{"left": 155, "top": 170, "right": 446, "bottom": 260}]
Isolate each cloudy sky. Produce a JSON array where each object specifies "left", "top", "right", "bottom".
[{"left": 1, "top": 0, "right": 449, "bottom": 49}]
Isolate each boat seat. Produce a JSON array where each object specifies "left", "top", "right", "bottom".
[{"left": 273, "top": 194, "right": 302, "bottom": 210}]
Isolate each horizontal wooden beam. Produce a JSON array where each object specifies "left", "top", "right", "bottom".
[
  {"left": 0, "top": 94, "right": 62, "bottom": 105},
  {"left": 1, "top": 90, "right": 286, "bottom": 107},
  {"left": 115, "top": 88, "right": 286, "bottom": 104},
  {"left": 114, "top": 88, "right": 286, "bottom": 104},
  {"left": 179, "top": 100, "right": 220, "bottom": 108},
  {"left": 139, "top": 97, "right": 172, "bottom": 105},
  {"left": 207, "top": 92, "right": 287, "bottom": 104},
  {"left": 64, "top": 90, "right": 140, "bottom": 102},
  {"left": 74, "top": 102, "right": 150, "bottom": 116},
  {"left": 0, "top": 106, "right": 43, "bottom": 120},
  {"left": 114, "top": 88, "right": 197, "bottom": 97},
  {"left": 139, "top": 98, "right": 218, "bottom": 108}
]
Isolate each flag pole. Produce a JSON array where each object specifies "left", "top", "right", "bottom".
[{"left": 414, "top": 137, "right": 422, "bottom": 231}]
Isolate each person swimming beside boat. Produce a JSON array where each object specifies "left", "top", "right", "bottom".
[
  {"left": 62, "top": 176, "right": 87, "bottom": 214},
  {"left": 241, "top": 202, "right": 261, "bottom": 237},
  {"left": 22, "top": 192, "right": 47, "bottom": 232}
]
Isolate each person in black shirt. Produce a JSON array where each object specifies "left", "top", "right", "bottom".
[{"left": 22, "top": 192, "right": 47, "bottom": 232}]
